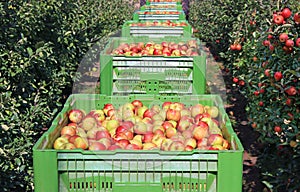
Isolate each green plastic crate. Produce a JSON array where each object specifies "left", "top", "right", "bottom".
[
  {"left": 99, "top": 37, "right": 206, "bottom": 95},
  {"left": 133, "top": 11, "right": 186, "bottom": 21},
  {"left": 140, "top": 4, "right": 183, "bottom": 11},
  {"left": 122, "top": 20, "right": 192, "bottom": 38},
  {"left": 33, "top": 94, "right": 244, "bottom": 192}
]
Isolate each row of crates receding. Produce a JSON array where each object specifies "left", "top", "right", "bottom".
[{"left": 33, "top": 1, "right": 244, "bottom": 192}]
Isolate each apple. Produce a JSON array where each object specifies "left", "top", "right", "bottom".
[
  {"left": 205, "top": 106, "right": 219, "bottom": 118},
  {"left": 60, "top": 126, "right": 76, "bottom": 136},
  {"left": 142, "top": 132, "right": 154, "bottom": 143},
  {"left": 143, "top": 142, "right": 157, "bottom": 150},
  {"left": 68, "top": 135, "right": 80, "bottom": 144},
  {"left": 184, "top": 138, "right": 197, "bottom": 149},
  {"left": 177, "top": 119, "right": 191, "bottom": 132},
  {"left": 165, "top": 127, "right": 177, "bottom": 138},
  {"left": 296, "top": 38, "right": 300, "bottom": 47},
  {"left": 190, "top": 104, "right": 204, "bottom": 117},
  {"left": 143, "top": 109, "right": 156, "bottom": 119},
  {"left": 108, "top": 144, "right": 122, "bottom": 150},
  {"left": 207, "top": 134, "right": 224, "bottom": 146},
  {"left": 281, "top": 7, "right": 292, "bottom": 19},
  {"left": 150, "top": 105, "right": 161, "bottom": 114},
  {"left": 162, "top": 101, "right": 172, "bottom": 110},
  {"left": 81, "top": 115, "right": 98, "bottom": 131},
  {"left": 86, "top": 127, "right": 100, "bottom": 140},
  {"left": 192, "top": 125, "right": 209, "bottom": 141},
  {"left": 95, "top": 130, "right": 111, "bottom": 140},
  {"left": 197, "top": 138, "right": 208, "bottom": 149},
  {"left": 169, "top": 141, "right": 185, "bottom": 151},
  {"left": 137, "top": 106, "right": 148, "bottom": 118},
  {"left": 279, "top": 33, "right": 288, "bottom": 42},
  {"left": 273, "top": 14, "right": 284, "bottom": 25},
  {"left": 161, "top": 138, "right": 173, "bottom": 151},
  {"left": 185, "top": 145, "right": 194, "bottom": 151},
  {"left": 208, "top": 145, "right": 224, "bottom": 150},
  {"left": 274, "top": 71, "right": 283, "bottom": 81},
  {"left": 125, "top": 144, "right": 140, "bottom": 150},
  {"left": 180, "top": 109, "right": 191, "bottom": 117},
  {"left": 64, "top": 143, "right": 76, "bottom": 150},
  {"left": 133, "top": 121, "right": 148, "bottom": 135},
  {"left": 152, "top": 134, "right": 166, "bottom": 148},
  {"left": 53, "top": 137, "right": 69, "bottom": 149},
  {"left": 162, "top": 121, "right": 174, "bottom": 130},
  {"left": 88, "top": 141, "right": 106, "bottom": 150},
  {"left": 116, "top": 139, "right": 130, "bottom": 149},
  {"left": 67, "top": 122, "right": 77, "bottom": 128},
  {"left": 166, "top": 108, "right": 181, "bottom": 121},
  {"left": 169, "top": 102, "right": 185, "bottom": 111},
  {"left": 105, "top": 119, "right": 120, "bottom": 132},
  {"left": 285, "top": 86, "right": 297, "bottom": 96},
  {"left": 285, "top": 39, "right": 294, "bottom": 47},
  {"left": 76, "top": 128, "right": 87, "bottom": 138},
  {"left": 74, "top": 137, "right": 89, "bottom": 150},
  {"left": 182, "top": 129, "right": 193, "bottom": 139},
  {"left": 131, "top": 100, "right": 143, "bottom": 108},
  {"left": 129, "top": 139, "right": 143, "bottom": 149},
  {"left": 106, "top": 109, "right": 115, "bottom": 117},
  {"left": 103, "top": 103, "right": 114, "bottom": 116},
  {"left": 89, "top": 110, "right": 105, "bottom": 123},
  {"left": 68, "top": 109, "right": 85, "bottom": 123},
  {"left": 98, "top": 137, "right": 112, "bottom": 149},
  {"left": 222, "top": 139, "right": 230, "bottom": 149}
]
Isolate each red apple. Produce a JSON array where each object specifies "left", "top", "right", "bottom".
[
  {"left": 165, "top": 127, "right": 177, "bottom": 138},
  {"left": 68, "top": 109, "right": 85, "bottom": 123},
  {"left": 197, "top": 138, "right": 208, "bottom": 149},
  {"left": 60, "top": 126, "right": 76, "bottom": 136},
  {"left": 131, "top": 100, "right": 143, "bottom": 108},
  {"left": 116, "top": 139, "right": 130, "bottom": 149},
  {"left": 207, "top": 134, "right": 224, "bottom": 146},
  {"left": 285, "top": 39, "right": 294, "bottom": 47},
  {"left": 103, "top": 103, "right": 114, "bottom": 116},
  {"left": 162, "top": 101, "right": 172, "bottom": 110},
  {"left": 98, "top": 137, "right": 112, "bottom": 149},
  {"left": 88, "top": 141, "right": 106, "bottom": 150},
  {"left": 142, "top": 132, "right": 154, "bottom": 143},
  {"left": 96, "top": 130, "right": 111, "bottom": 140},
  {"left": 281, "top": 7, "right": 292, "bottom": 19},
  {"left": 166, "top": 108, "right": 181, "bottom": 122},
  {"left": 296, "top": 38, "right": 300, "bottom": 47},
  {"left": 294, "top": 13, "right": 300, "bottom": 23},
  {"left": 143, "top": 109, "right": 156, "bottom": 119},
  {"left": 279, "top": 33, "right": 288, "bottom": 42},
  {"left": 285, "top": 86, "right": 297, "bottom": 96},
  {"left": 68, "top": 135, "right": 80, "bottom": 144},
  {"left": 89, "top": 110, "right": 105, "bottom": 123},
  {"left": 125, "top": 144, "right": 140, "bottom": 150},
  {"left": 273, "top": 14, "right": 284, "bottom": 25},
  {"left": 274, "top": 71, "right": 283, "bottom": 81},
  {"left": 162, "top": 121, "right": 174, "bottom": 130},
  {"left": 108, "top": 144, "right": 122, "bottom": 150}
]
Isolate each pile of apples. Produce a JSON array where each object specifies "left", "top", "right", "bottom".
[
  {"left": 53, "top": 100, "right": 231, "bottom": 151},
  {"left": 129, "top": 20, "right": 188, "bottom": 27},
  {"left": 148, "top": 0, "right": 181, "bottom": 2},
  {"left": 111, "top": 40, "right": 199, "bottom": 57},
  {"left": 143, "top": 5, "right": 177, "bottom": 9},
  {"left": 139, "top": 11, "right": 181, "bottom": 15}
]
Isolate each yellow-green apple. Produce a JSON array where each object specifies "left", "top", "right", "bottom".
[
  {"left": 177, "top": 119, "right": 191, "bottom": 132},
  {"left": 153, "top": 43, "right": 163, "bottom": 50},
  {"left": 60, "top": 126, "right": 77, "bottom": 136},
  {"left": 68, "top": 109, "right": 85, "bottom": 123},
  {"left": 180, "top": 109, "right": 191, "bottom": 117},
  {"left": 137, "top": 106, "right": 148, "bottom": 118},
  {"left": 222, "top": 139, "right": 230, "bottom": 149},
  {"left": 81, "top": 115, "right": 98, "bottom": 131},
  {"left": 170, "top": 134, "right": 185, "bottom": 144},
  {"left": 169, "top": 141, "right": 185, "bottom": 151},
  {"left": 168, "top": 120, "right": 177, "bottom": 128},
  {"left": 204, "top": 106, "right": 219, "bottom": 118},
  {"left": 171, "top": 49, "right": 181, "bottom": 56},
  {"left": 166, "top": 108, "right": 181, "bottom": 121},
  {"left": 152, "top": 134, "right": 166, "bottom": 148},
  {"left": 64, "top": 143, "right": 76, "bottom": 150},
  {"left": 208, "top": 145, "right": 224, "bottom": 150},
  {"left": 152, "top": 119, "right": 164, "bottom": 126},
  {"left": 190, "top": 104, "right": 204, "bottom": 117},
  {"left": 142, "top": 117, "right": 153, "bottom": 124},
  {"left": 122, "top": 109, "right": 135, "bottom": 120},
  {"left": 152, "top": 114, "right": 164, "bottom": 122},
  {"left": 169, "top": 102, "right": 185, "bottom": 111},
  {"left": 76, "top": 128, "right": 87, "bottom": 138},
  {"left": 129, "top": 139, "right": 143, "bottom": 149},
  {"left": 86, "top": 127, "right": 100, "bottom": 140},
  {"left": 106, "top": 119, "right": 120, "bottom": 132},
  {"left": 53, "top": 137, "right": 69, "bottom": 149},
  {"left": 133, "top": 121, "right": 148, "bottom": 135},
  {"left": 143, "top": 142, "right": 157, "bottom": 150},
  {"left": 88, "top": 141, "right": 106, "bottom": 150},
  {"left": 184, "top": 138, "right": 197, "bottom": 149},
  {"left": 74, "top": 136, "right": 89, "bottom": 150},
  {"left": 166, "top": 127, "right": 177, "bottom": 138},
  {"left": 122, "top": 102, "right": 135, "bottom": 111},
  {"left": 160, "top": 138, "right": 173, "bottom": 151},
  {"left": 150, "top": 105, "right": 161, "bottom": 113}
]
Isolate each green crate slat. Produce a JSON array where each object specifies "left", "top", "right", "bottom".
[
  {"left": 100, "top": 37, "right": 206, "bottom": 95},
  {"left": 122, "top": 20, "right": 192, "bottom": 38},
  {"left": 140, "top": 4, "right": 183, "bottom": 11},
  {"left": 146, "top": 1, "right": 182, "bottom": 6},
  {"left": 133, "top": 11, "right": 186, "bottom": 21},
  {"left": 33, "top": 94, "right": 244, "bottom": 192}
]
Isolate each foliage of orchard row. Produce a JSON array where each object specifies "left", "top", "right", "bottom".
[
  {"left": 189, "top": 0, "right": 300, "bottom": 191},
  {"left": 0, "top": 1, "right": 136, "bottom": 191}
]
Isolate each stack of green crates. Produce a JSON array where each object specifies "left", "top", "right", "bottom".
[{"left": 33, "top": 0, "right": 244, "bottom": 191}]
